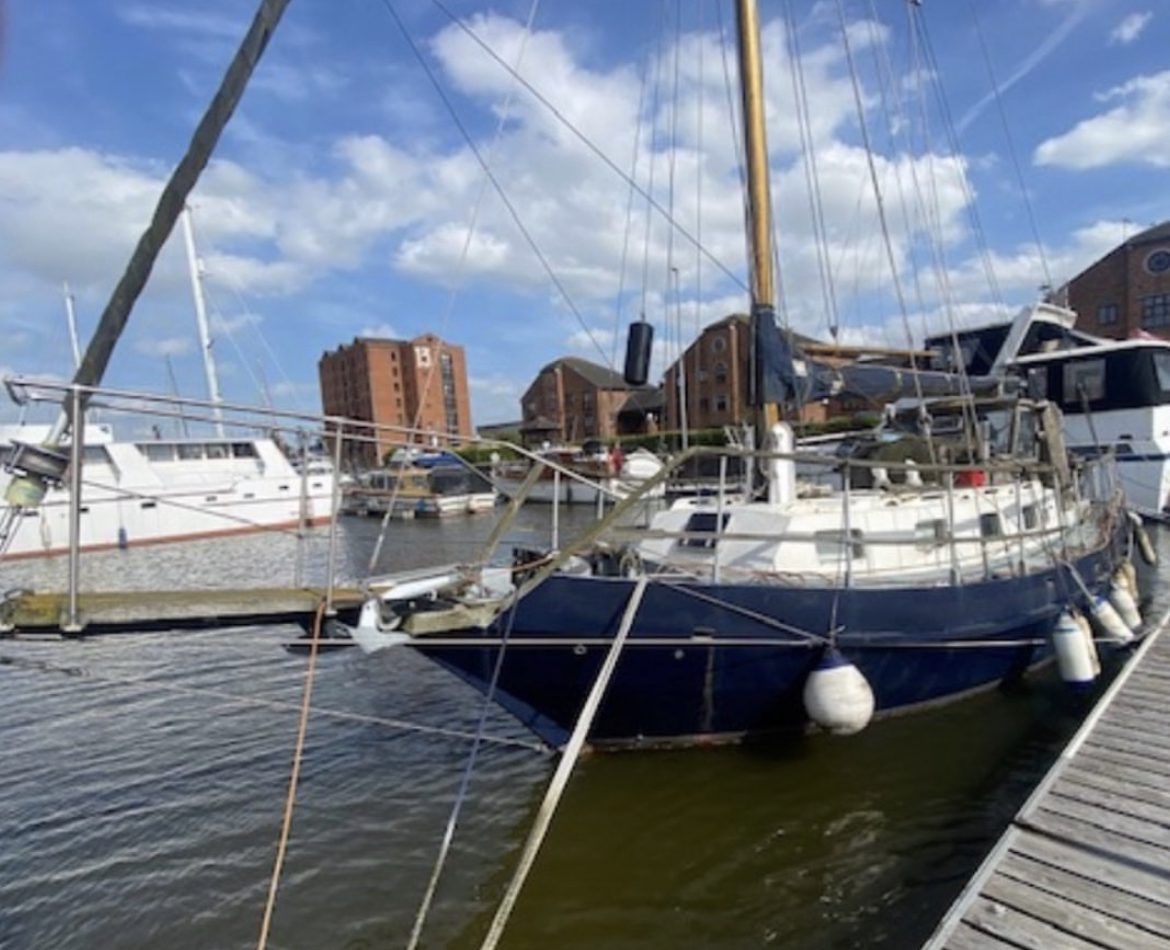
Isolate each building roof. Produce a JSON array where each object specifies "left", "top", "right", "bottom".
[
  {"left": 538, "top": 356, "right": 631, "bottom": 390},
  {"left": 1124, "top": 220, "right": 1170, "bottom": 248},
  {"left": 618, "top": 387, "right": 664, "bottom": 415},
  {"left": 519, "top": 415, "right": 561, "bottom": 433}
]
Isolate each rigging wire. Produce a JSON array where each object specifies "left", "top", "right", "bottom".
[
  {"left": 910, "top": 6, "right": 1007, "bottom": 316},
  {"left": 609, "top": 31, "right": 655, "bottom": 368},
  {"left": 406, "top": 597, "right": 526, "bottom": 950},
  {"left": 833, "top": 0, "right": 931, "bottom": 436},
  {"left": 367, "top": 0, "right": 542, "bottom": 574},
  {"left": 783, "top": 0, "right": 841, "bottom": 342},
  {"left": 639, "top": 8, "right": 668, "bottom": 334},
  {"left": 694, "top": 0, "right": 705, "bottom": 349},
  {"left": 424, "top": 0, "right": 748, "bottom": 296},
  {"left": 374, "top": 0, "right": 610, "bottom": 369},
  {"left": 966, "top": 0, "right": 1052, "bottom": 291}
]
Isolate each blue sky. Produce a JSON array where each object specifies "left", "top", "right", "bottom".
[{"left": 1, "top": 0, "right": 1169, "bottom": 427}]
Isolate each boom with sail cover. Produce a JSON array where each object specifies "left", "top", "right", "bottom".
[{"left": 753, "top": 316, "right": 1008, "bottom": 408}]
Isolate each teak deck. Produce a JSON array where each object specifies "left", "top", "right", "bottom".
[{"left": 924, "top": 614, "right": 1170, "bottom": 949}]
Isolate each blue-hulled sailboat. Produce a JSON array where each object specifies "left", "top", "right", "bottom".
[{"left": 348, "top": 0, "right": 1136, "bottom": 750}]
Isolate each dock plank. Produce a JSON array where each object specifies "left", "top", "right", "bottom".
[
  {"left": 923, "top": 613, "right": 1170, "bottom": 949},
  {"left": 982, "top": 869, "right": 1162, "bottom": 949},
  {"left": 1078, "top": 742, "right": 1170, "bottom": 780},
  {"left": 962, "top": 895, "right": 1106, "bottom": 949},
  {"left": 1062, "top": 760, "right": 1170, "bottom": 806},
  {"left": 998, "top": 848, "right": 1170, "bottom": 940},
  {"left": 943, "top": 922, "right": 1019, "bottom": 950},
  {"left": 1006, "top": 833, "right": 1170, "bottom": 910}
]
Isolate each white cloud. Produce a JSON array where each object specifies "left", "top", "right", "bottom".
[
  {"left": 1110, "top": 11, "right": 1152, "bottom": 45},
  {"left": 1034, "top": 71, "right": 1170, "bottom": 169},
  {"left": 135, "top": 336, "right": 194, "bottom": 358},
  {"left": 565, "top": 327, "right": 616, "bottom": 353},
  {"left": 117, "top": 6, "right": 245, "bottom": 40},
  {"left": 358, "top": 323, "right": 399, "bottom": 339}
]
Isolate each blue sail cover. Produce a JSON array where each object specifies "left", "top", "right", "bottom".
[{"left": 751, "top": 304, "right": 1006, "bottom": 408}]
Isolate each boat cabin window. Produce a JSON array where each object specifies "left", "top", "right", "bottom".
[
  {"left": 139, "top": 443, "right": 176, "bottom": 462},
  {"left": 914, "top": 519, "right": 947, "bottom": 549},
  {"left": 979, "top": 513, "right": 1002, "bottom": 537},
  {"left": 231, "top": 443, "right": 258, "bottom": 458},
  {"left": 1154, "top": 352, "right": 1170, "bottom": 392},
  {"left": 1021, "top": 505, "right": 1038, "bottom": 530},
  {"left": 1062, "top": 359, "right": 1105, "bottom": 403},
  {"left": 1025, "top": 367, "right": 1048, "bottom": 400},
  {"left": 177, "top": 444, "right": 205, "bottom": 461},
  {"left": 205, "top": 444, "right": 230, "bottom": 460},
  {"left": 678, "top": 511, "right": 730, "bottom": 549},
  {"left": 815, "top": 529, "right": 864, "bottom": 561},
  {"left": 83, "top": 446, "right": 111, "bottom": 465}
]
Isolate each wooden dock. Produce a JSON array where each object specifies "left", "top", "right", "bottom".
[
  {"left": 923, "top": 613, "right": 1170, "bottom": 949},
  {"left": 0, "top": 586, "right": 364, "bottom": 635}
]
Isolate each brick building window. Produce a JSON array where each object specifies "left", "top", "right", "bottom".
[
  {"left": 714, "top": 361, "right": 728, "bottom": 384},
  {"left": 1141, "top": 294, "right": 1170, "bottom": 329},
  {"left": 1097, "top": 303, "right": 1118, "bottom": 325},
  {"left": 715, "top": 395, "right": 729, "bottom": 413}
]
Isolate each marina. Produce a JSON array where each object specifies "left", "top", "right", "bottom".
[{"left": 2, "top": 0, "right": 1170, "bottom": 946}]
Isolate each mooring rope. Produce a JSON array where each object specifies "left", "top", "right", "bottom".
[
  {"left": 0, "top": 649, "right": 545, "bottom": 752},
  {"left": 480, "top": 576, "right": 649, "bottom": 950},
  {"left": 407, "top": 595, "right": 528, "bottom": 949},
  {"left": 256, "top": 599, "right": 326, "bottom": 950}
]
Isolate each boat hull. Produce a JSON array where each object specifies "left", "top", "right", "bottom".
[{"left": 414, "top": 532, "right": 1125, "bottom": 749}]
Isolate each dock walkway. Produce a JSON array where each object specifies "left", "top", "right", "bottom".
[
  {"left": 924, "top": 614, "right": 1170, "bottom": 948},
  {"left": 0, "top": 587, "right": 363, "bottom": 635}
]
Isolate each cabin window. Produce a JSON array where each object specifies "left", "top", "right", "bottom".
[
  {"left": 83, "top": 446, "right": 111, "bottom": 465},
  {"left": 1097, "top": 303, "right": 1119, "bottom": 325},
  {"left": 1025, "top": 366, "right": 1048, "bottom": 400},
  {"left": 140, "top": 443, "right": 176, "bottom": 462},
  {"left": 979, "top": 513, "right": 1002, "bottom": 537},
  {"left": 815, "top": 529, "right": 864, "bottom": 560},
  {"left": 678, "top": 511, "right": 730, "bottom": 549},
  {"left": 231, "top": 443, "right": 258, "bottom": 458},
  {"left": 177, "top": 444, "right": 204, "bottom": 461},
  {"left": 205, "top": 444, "right": 229, "bottom": 460},
  {"left": 1062, "top": 359, "right": 1105, "bottom": 403},
  {"left": 1141, "top": 293, "right": 1170, "bottom": 329},
  {"left": 1154, "top": 352, "right": 1170, "bottom": 392},
  {"left": 914, "top": 519, "right": 947, "bottom": 549},
  {"left": 1022, "top": 505, "right": 1038, "bottom": 530},
  {"left": 140, "top": 501, "right": 157, "bottom": 510}
]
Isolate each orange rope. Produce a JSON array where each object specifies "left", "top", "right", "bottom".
[{"left": 256, "top": 599, "right": 326, "bottom": 949}]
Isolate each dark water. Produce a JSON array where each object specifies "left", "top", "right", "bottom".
[{"left": 0, "top": 511, "right": 1161, "bottom": 949}]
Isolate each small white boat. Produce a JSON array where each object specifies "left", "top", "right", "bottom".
[
  {"left": 0, "top": 423, "right": 334, "bottom": 558},
  {"left": 495, "top": 446, "right": 664, "bottom": 505}
]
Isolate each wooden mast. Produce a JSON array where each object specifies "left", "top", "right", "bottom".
[{"left": 735, "top": 0, "right": 782, "bottom": 432}]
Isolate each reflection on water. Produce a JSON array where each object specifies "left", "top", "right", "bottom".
[{"left": 0, "top": 511, "right": 1163, "bottom": 949}]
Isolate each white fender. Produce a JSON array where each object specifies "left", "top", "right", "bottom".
[
  {"left": 1128, "top": 510, "right": 1157, "bottom": 565},
  {"left": 1108, "top": 579, "right": 1142, "bottom": 631},
  {"left": 1090, "top": 594, "right": 1134, "bottom": 645},
  {"left": 1074, "top": 611, "right": 1101, "bottom": 676},
  {"left": 1053, "top": 611, "right": 1097, "bottom": 687},
  {"left": 1116, "top": 560, "right": 1138, "bottom": 597},
  {"left": 802, "top": 649, "right": 874, "bottom": 735}
]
